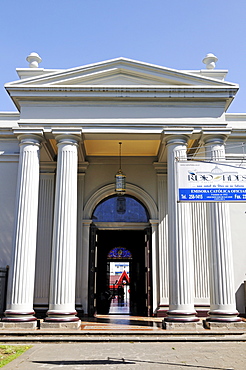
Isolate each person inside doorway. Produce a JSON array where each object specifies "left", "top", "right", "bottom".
[
  {"left": 97, "top": 287, "right": 112, "bottom": 314},
  {"left": 118, "top": 285, "right": 124, "bottom": 304}
]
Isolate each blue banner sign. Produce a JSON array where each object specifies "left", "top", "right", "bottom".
[
  {"left": 176, "top": 161, "right": 246, "bottom": 202},
  {"left": 179, "top": 188, "right": 246, "bottom": 202}
]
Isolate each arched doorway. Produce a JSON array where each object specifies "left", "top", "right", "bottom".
[{"left": 88, "top": 195, "right": 152, "bottom": 317}]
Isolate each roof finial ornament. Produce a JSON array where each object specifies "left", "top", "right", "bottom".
[
  {"left": 26, "top": 52, "right": 42, "bottom": 68},
  {"left": 202, "top": 53, "right": 218, "bottom": 70}
]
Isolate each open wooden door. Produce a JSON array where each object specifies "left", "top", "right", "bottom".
[
  {"left": 88, "top": 223, "right": 98, "bottom": 316},
  {"left": 145, "top": 226, "right": 152, "bottom": 316}
]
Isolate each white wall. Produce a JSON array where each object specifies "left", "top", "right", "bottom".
[{"left": 83, "top": 156, "right": 157, "bottom": 211}]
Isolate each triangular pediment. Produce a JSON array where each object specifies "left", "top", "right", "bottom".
[
  {"left": 51, "top": 69, "right": 174, "bottom": 86},
  {"left": 7, "top": 57, "right": 236, "bottom": 88}
]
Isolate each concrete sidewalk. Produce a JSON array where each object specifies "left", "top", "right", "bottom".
[{"left": 3, "top": 342, "right": 246, "bottom": 369}]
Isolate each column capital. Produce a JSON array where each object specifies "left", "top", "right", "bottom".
[
  {"left": 52, "top": 130, "right": 82, "bottom": 145},
  {"left": 163, "top": 134, "right": 190, "bottom": 146},
  {"left": 202, "top": 134, "right": 227, "bottom": 146},
  {"left": 201, "top": 128, "right": 231, "bottom": 145},
  {"left": 153, "top": 162, "right": 167, "bottom": 175},
  {"left": 13, "top": 129, "right": 44, "bottom": 145},
  {"left": 78, "top": 162, "right": 89, "bottom": 174}
]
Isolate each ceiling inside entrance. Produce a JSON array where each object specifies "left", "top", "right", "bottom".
[
  {"left": 84, "top": 140, "right": 160, "bottom": 156},
  {"left": 45, "top": 138, "right": 161, "bottom": 161},
  {"left": 44, "top": 136, "right": 197, "bottom": 162}
]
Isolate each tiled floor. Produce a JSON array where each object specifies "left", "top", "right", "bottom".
[
  {"left": 109, "top": 296, "right": 130, "bottom": 314},
  {"left": 80, "top": 314, "right": 163, "bottom": 331}
]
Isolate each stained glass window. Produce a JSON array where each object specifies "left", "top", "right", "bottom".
[
  {"left": 92, "top": 195, "right": 149, "bottom": 222},
  {"left": 108, "top": 247, "right": 132, "bottom": 259}
]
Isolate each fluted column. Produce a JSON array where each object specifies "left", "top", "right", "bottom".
[
  {"left": 3, "top": 133, "right": 43, "bottom": 323},
  {"left": 45, "top": 134, "right": 80, "bottom": 323},
  {"left": 165, "top": 135, "right": 198, "bottom": 322},
  {"left": 204, "top": 136, "right": 240, "bottom": 322}
]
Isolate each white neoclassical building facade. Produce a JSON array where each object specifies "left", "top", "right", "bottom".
[{"left": 0, "top": 53, "right": 246, "bottom": 329}]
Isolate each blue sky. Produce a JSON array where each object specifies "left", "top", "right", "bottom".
[{"left": 1, "top": 0, "right": 246, "bottom": 112}]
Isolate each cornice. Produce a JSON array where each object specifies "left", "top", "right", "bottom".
[
  {"left": 16, "top": 120, "right": 230, "bottom": 133},
  {"left": 0, "top": 153, "right": 19, "bottom": 162},
  {"left": 6, "top": 85, "right": 238, "bottom": 94},
  {"left": 0, "top": 112, "right": 20, "bottom": 118},
  {"left": 227, "top": 129, "right": 246, "bottom": 140},
  {"left": 6, "top": 85, "right": 238, "bottom": 111},
  {"left": 0, "top": 129, "right": 17, "bottom": 139},
  {"left": 225, "top": 113, "right": 246, "bottom": 121}
]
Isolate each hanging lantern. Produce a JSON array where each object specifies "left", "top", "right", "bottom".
[{"left": 115, "top": 142, "right": 126, "bottom": 194}]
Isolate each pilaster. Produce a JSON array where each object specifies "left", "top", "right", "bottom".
[
  {"left": 149, "top": 219, "right": 159, "bottom": 314},
  {"left": 76, "top": 166, "right": 88, "bottom": 315},
  {"left": 81, "top": 220, "right": 93, "bottom": 314},
  {"left": 153, "top": 163, "right": 169, "bottom": 316},
  {"left": 191, "top": 202, "right": 210, "bottom": 301},
  {"left": 34, "top": 173, "right": 55, "bottom": 310}
]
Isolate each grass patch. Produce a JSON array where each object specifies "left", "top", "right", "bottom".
[{"left": 0, "top": 345, "right": 31, "bottom": 368}]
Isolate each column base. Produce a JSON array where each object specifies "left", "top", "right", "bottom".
[
  {"left": 0, "top": 321, "right": 37, "bottom": 330},
  {"left": 40, "top": 320, "right": 81, "bottom": 330},
  {"left": 163, "top": 321, "right": 202, "bottom": 330},
  {"left": 206, "top": 310, "right": 241, "bottom": 323},
  {"left": 2, "top": 310, "right": 37, "bottom": 323},
  {"left": 44, "top": 310, "right": 80, "bottom": 323},
  {"left": 203, "top": 320, "right": 246, "bottom": 330},
  {"left": 164, "top": 310, "right": 199, "bottom": 323}
]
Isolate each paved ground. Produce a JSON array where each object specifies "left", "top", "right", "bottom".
[{"left": 3, "top": 341, "right": 246, "bottom": 370}]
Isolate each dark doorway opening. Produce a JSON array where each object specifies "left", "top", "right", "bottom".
[{"left": 88, "top": 228, "right": 152, "bottom": 317}]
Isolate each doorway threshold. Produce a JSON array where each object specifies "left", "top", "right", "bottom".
[{"left": 80, "top": 315, "right": 163, "bottom": 331}]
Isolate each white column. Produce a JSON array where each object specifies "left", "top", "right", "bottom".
[
  {"left": 165, "top": 135, "right": 198, "bottom": 322},
  {"left": 4, "top": 134, "right": 42, "bottom": 323},
  {"left": 204, "top": 136, "right": 240, "bottom": 322},
  {"left": 45, "top": 134, "right": 80, "bottom": 323}
]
